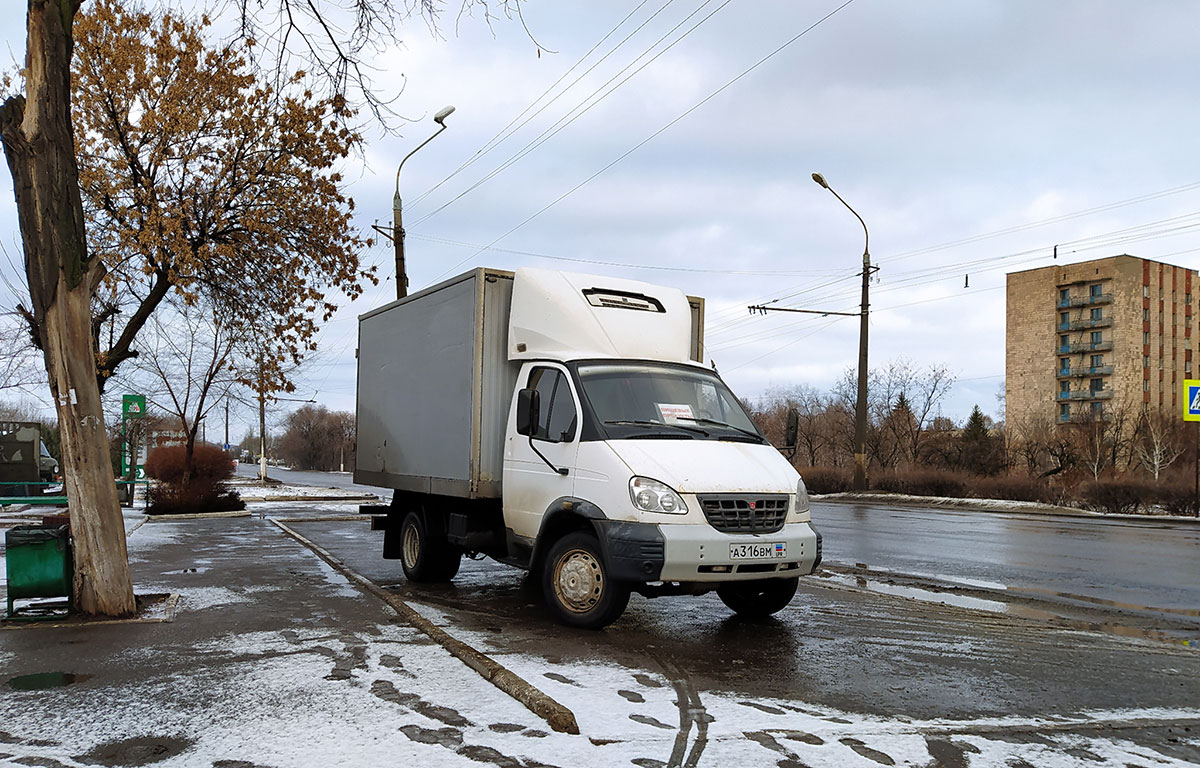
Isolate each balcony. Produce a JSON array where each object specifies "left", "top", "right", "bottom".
[
  {"left": 1056, "top": 293, "right": 1113, "bottom": 308},
  {"left": 1069, "top": 317, "right": 1111, "bottom": 331},
  {"left": 1058, "top": 389, "right": 1113, "bottom": 401},
  {"left": 1056, "top": 365, "right": 1114, "bottom": 378},
  {"left": 1059, "top": 412, "right": 1111, "bottom": 423},
  {"left": 1064, "top": 341, "right": 1113, "bottom": 353}
]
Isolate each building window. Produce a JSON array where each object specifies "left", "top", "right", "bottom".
[
  {"left": 1060, "top": 380, "right": 1070, "bottom": 394},
  {"left": 1060, "top": 334, "right": 1070, "bottom": 349},
  {"left": 1090, "top": 354, "right": 1103, "bottom": 368},
  {"left": 1091, "top": 331, "right": 1103, "bottom": 344},
  {"left": 1090, "top": 308, "right": 1103, "bottom": 321},
  {"left": 1091, "top": 401, "right": 1104, "bottom": 416},
  {"left": 1060, "top": 288, "right": 1069, "bottom": 303},
  {"left": 1188, "top": 293, "right": 1193, "bottom": 305},
  {"left": 1059, "top": 311, "right": 1070, "bottom": 326},
  {"left": 1144, "top": 355, "right": 1151, "bottom": 368},
  {"left": 1188, "top": 360, "right": 1193, "bottom": 374},
  {"left": 1089, "top": 378, "right": 1103, "bottom": 393},
  {"left": 1144, "top": 308, "right": 1151, "bottom": 322},
  {"left": 1090, "top": 284, "right": 1102, "bottom": 298},
  {"left": 1059, "top": 357, "right": 1070, "bottom": 374},
  {"left": 1144, "top": 379, "right": 1150, "bottom": 392},
  {"left": 1144, "top": 331, "right": 1151, "bottom": 344},
  {"left": 1060, "top": 403, "right": 1070, "bottom": 419},
  {"left": 1144, "top": 285, "right": 1151, "bottom": 298}
]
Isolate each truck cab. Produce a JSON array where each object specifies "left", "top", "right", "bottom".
[{"left": 356, "top": 267, "right": 820, "bottom": 629}]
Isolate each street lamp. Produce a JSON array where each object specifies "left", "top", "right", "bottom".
[
  {"left": 812, "top": 172, "right": 872, "bottom": 491},
  {"left": 393, "top": 105, "right": 456, "bottom": 299}
]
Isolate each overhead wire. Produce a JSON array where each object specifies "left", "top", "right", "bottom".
[
  {"left": 409, "top": 0, "right": 735, "bottom": 228},
  {"left": 422, "top": 0, "right": 859, "bottom": 286},
  {"left": 406, "top": 0, "right": 669, "bottom": 209}
]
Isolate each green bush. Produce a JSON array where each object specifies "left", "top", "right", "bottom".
[
  {"left": 799, "top": 466, "right": 852, "bottom": 494},
  {"left": 145, "top": 443, "right": 244, "bottom": 514}
]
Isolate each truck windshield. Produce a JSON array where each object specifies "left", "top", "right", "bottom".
[{"left": 576, "top": 362, "right": 764, "bottom": 443}]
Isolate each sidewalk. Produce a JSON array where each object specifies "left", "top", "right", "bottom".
[{"left": 0, "top": 501, "right": 604, "bottom": 767}]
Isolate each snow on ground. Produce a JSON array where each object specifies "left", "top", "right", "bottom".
[
  {"left": 404, "top": 601, "right": 1200, "bottom": 768},
  {"left": 229, "top": 478, "right": 381, "bottom": 500}
]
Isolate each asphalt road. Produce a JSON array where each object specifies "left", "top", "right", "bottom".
[
  {"left": 813, "top": 499, "right": 1200, "bottom": 615},
  {"left": 233, "top": 461, "right": 380, "bottom": 494}
]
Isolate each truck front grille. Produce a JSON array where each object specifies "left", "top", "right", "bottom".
[{"left": 697, "top": 494, "right": 789, "bottom": 534}]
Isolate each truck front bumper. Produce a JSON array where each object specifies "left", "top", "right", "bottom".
[
  {"left": 657, "top": 521, "right": 820, "bottom": 583},
  {"left": 599, "top": 519, "right": 821, "bottom": 584}
]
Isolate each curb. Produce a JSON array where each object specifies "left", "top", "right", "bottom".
[
  {"left": 812, "top": 492, "right": 1200, "bottom": 523},
  {"left": 144, "top": 511, "right": 254, "bottom": 522},
  {"left": 270, "top": 517, "right": 579, "bottom": 735},
  {"left": 240, "top": 495, "right": 382, "bottom": 503}
]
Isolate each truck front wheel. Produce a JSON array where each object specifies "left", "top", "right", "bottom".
[
  {"left": 400, "top": 511, "right": 462, "bottom": 582},
  {"left": 717, "top": 577, "right": 799, "bottom": 618},
  {"left": 542, "top": 532, "right": 630, "bottom": 630}
]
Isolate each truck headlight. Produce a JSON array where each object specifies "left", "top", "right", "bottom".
[
  {"left": 796, "top": 477, "right": 810, "bottom": 513},
  {"left": 629, "top": 477, "right": 688, "bottom": 514}
]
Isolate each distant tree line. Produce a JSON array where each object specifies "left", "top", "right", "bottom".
[
  {"left": 275, "top": 405, "right": 356, "bottom": 472},
  {"left": 746, "top": 359, "right": 1198, "bottom": 515}
]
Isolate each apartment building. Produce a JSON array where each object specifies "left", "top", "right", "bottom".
[{"left": 1006, "top": 254, "right": 1198, "bottom": 429}]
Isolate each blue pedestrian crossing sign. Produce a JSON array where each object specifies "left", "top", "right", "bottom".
[{"left": 1185, "top": 380, "right": 1200, "bottom": 422}]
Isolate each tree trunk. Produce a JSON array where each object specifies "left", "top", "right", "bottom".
[{"left": 1, "top": 0, "right": 135, "bottom": 617}]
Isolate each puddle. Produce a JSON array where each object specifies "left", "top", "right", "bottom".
[
  {"left": 164, "top": 567, "right": 210, "bottom": 575},
  {"left": 826, "top": 572, "right": 1017, "bottom": 614},
  {"left": 8, "top": 672, "right": 93, "bottom": 690}
]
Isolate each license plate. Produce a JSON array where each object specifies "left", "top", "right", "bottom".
[{"left": 729, "top": 542, "right": 786, "bottom": 560}]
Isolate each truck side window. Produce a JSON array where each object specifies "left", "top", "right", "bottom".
[{"left": 528, "top": 367, "right": 577, "bottom": 443}]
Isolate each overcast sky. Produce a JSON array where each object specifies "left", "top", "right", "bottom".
[{"left": 5, "top": 0, "right": 1200, "bottom": 439}]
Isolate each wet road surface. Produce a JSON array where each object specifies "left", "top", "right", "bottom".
[
  {"left": 275, "top": 502, "right": 1200, "bottom": 766},
  {"left": 814, "top": 500, "right": 1200, "bottom": 616}
]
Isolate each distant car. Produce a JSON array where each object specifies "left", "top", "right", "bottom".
[{"left": 39, "top": 441, "right": 59, "bottom": 483}]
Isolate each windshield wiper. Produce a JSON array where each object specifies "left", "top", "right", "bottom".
[
  {"left": 674, "top": 417, "right": 763, "bottom": 442},
  {"left": 603, "top": 419, "right": 709, "bottom": 436}
]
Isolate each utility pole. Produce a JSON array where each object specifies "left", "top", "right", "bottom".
[
  {"left": 224, "top": 399, "right": 229, "bottom": 449},
  {"left": 811, "top": 173, "right": 874, "bottom": 492},
  {"left": 393, "top": 106, "right": 455, "bottom": 299}
]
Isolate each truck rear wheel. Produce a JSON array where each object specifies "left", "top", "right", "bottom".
[
  {"left": 400, "top": 511, "right": 461, "bottom": 582},
  {"left": 542, "top": 532, "right": 630, "bottom": 630},
  {"left": 717, "top": 577, "right": 798, "bottom": 618}
]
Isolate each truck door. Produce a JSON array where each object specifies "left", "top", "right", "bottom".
[{"left": 503, "top": 364, "right": 581, "bottom": 541}]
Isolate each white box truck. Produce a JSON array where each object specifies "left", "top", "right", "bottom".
[{"left": 355, "top": 266, "right": 821, "bottom": 628}]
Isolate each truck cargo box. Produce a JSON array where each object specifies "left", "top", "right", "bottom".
[
  {"left": 355, "top": 267, "right": 706, "bottom": 500},
  {"left": 355, "top": 268, "right": 518, "bottom": 499}
]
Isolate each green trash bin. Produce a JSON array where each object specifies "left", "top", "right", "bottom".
[{"left": 5, "top": 525, "right": 73, "bottom": 620}]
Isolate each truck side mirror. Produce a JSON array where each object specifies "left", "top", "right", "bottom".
[
  {"left": 516, "top": 388, "right": 540, "bottom": 437},
  {"left": 784, "top": 408, "right": 799, "bottom": 449}
]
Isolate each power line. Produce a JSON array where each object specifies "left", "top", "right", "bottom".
[
  {"left": 407, "top": 232, "right": 846, "bottom": 275},
  {"left": 406, "top": 0, "right": 667, "bottom": 209},
  {"left": 410, "top": 0, "right": 734, "bottom": 227},
  {"left": 423, "top": 0, "right": 859, "bottom": 286}
]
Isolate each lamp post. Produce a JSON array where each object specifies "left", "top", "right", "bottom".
[
  {"left": 394, "top": 105, "right": 456, "bottom": 299},
  {"left": 812, "top": 172, "right": 872, "bottom": 491}
]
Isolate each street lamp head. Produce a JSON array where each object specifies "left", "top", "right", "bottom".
[
  {"left": 433, "top": 105, "right": 456, "bottom": 125},
  {"left": 811, "top": 172, "right": 829, "bottom": 189}
]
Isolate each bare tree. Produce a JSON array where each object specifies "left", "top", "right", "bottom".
[
  {"left": 130, "top": 303, "right": 240, "bottom": 486},
  {"left": 1, "top": 0, "right": 522, "bottom": 617},
  {"left": 1071, "top": 405, "right": 1131, "bottom": 481},
  {"left": 1133, "top": 407, "right": 1186, "bottom": 480}
]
